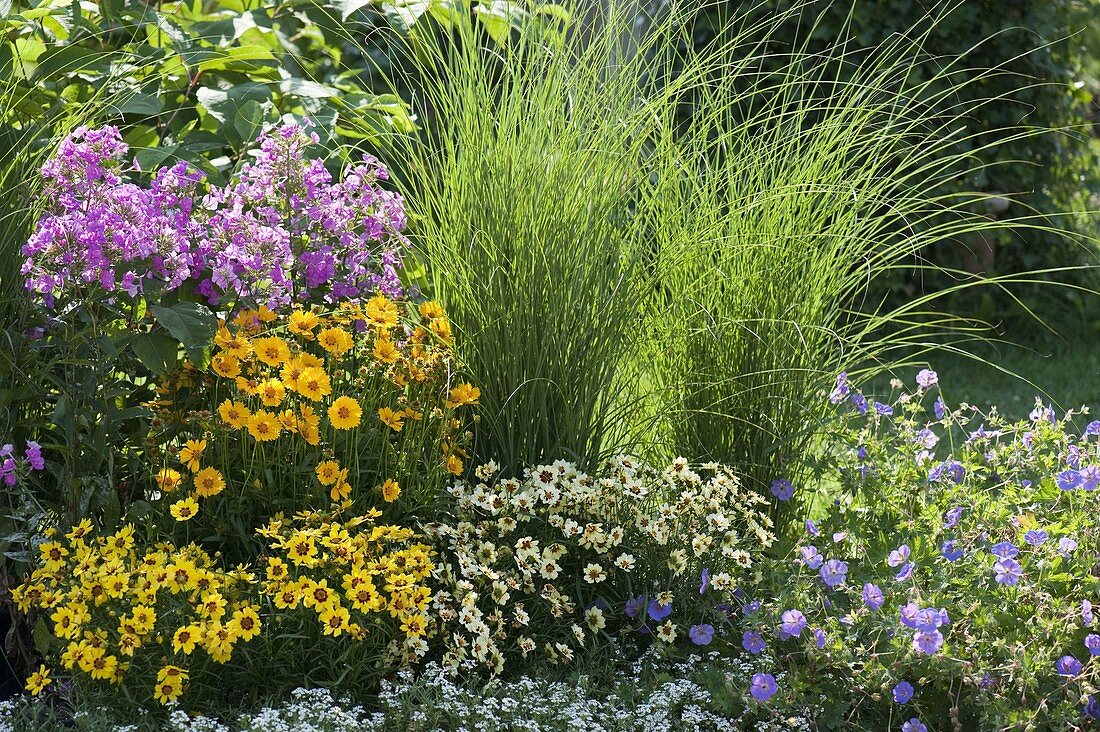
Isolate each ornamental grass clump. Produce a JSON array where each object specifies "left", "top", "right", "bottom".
[
  {"left": 425, "top": 457, "right": 774, "bottom": 673},
  {"left": 360, "top": 1, "right": 1084, "bottom": 520},
  {"left": 21, "top": 123, "right": 407, "bottom": 310}
]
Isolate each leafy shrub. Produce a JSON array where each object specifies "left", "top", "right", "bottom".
[{"left": 720, "top": 371, "right": 1100, "bottom": 730}]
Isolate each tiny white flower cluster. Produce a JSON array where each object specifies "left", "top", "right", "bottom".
[{"left": 424, "top": 456, "right": 774, "bottom": 673}]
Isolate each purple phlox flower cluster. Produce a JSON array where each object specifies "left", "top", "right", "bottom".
[
  {"left": 770, "top": 478, "right": 794, "bottom": 502},
  {"left": 194, "top": 124, "right": 407, "bottom": 310},
  {"left": 1, "top": 441, "right": 46, "bottom": 486},
  {"left": 21, "top": 127, "right": 203, "bottom": 306},
  {"left": 22, "top": 123, "right": 408, "bottom": 311},
  {"left": 778, "top": 609, "right": 807, "bottom": 640},
  {"left": 900, "top": 602, "right": 947, "bottom": 656}
]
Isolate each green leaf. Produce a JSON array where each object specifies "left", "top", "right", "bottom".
[
  {"left": 336, "top": 0, "right": 373, "bottom": 20},
  {"left": 32, "top": 617, "right": 51, "bottom": 656},
  {"left": 150, "top": 302, "right": 217, "bottom": 352},
  {"left": 109, "top": 92, "right": 165, "bottom": 117},
  {"left": 131, "top": 330, "right": 179, "bottom": 374},
  {"left": 196, "top": 81, "right": 271, "bottom": 124},
  {"left": 383, "top": 0, "right": 431, "bottom": 33},
  {"left": 233, "top": 98, "right": 266, "bottom": 145}
]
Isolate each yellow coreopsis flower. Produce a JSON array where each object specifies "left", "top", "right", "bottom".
[
  {"left": 315, "top": 460, "right": 341, "bottom": 486},
  {"left": 328, "top": 396, "right": 363, "bottom": 430},
  {"left": 257, "top": 378, "right": 286, "bottom": 407},
  {"left": 445, "top": 383, "right": 481, "bottom": 409},
  {"left": 210, "top": 353, "right": 241, "bottom": 378},
  {"left": 218, "top": 399, "right": 251, "bottom": 429},
  {"left": 173, "top": 625, "right": 199, "bottom": 655},
  {"left": 214, "top": 325, "right": 252, "bottom": 360},
  {"left": 227, "top": 604, "right": 262, "bottom": 642},
  {"left": 418, "top": 300, "right": 445, "bottom": 320},
  {"left": 295, "top": 367, "right": 332, "bottom": 401},
  {"left": 193, "top": 467, "right": 226, "bottom": 498},
  {"left": 25, "top": 664, "right": 50, "bottom": 695},
  {"left": 155, "top": 468, "right": 184, "bottom": 494},
  {"left": 247, "top": 410, "right": 282, "bottom": 442},
  {"left": 170, "top": 496, "right": 199, "bottom": 522},
  {"left": 378, "top": 407, "right": 404, "bottom": 432},
  {"left": 252, "top": 336, "right": 291, "bottom": 367},
  {"left": 381, "top": 479, "right": 401, "bottom": 503},
  {"left": 288, "top": 309, "right": 320, "bottom": 337},
  {"left": 372, "top": 337, "right": 400, "bottom": 364},
  {"left": 365, "top": 293, "right": 399, "bottom": 330},
  {"left": 318, "top": 327, "right": 354, "bottom": 357},
  {"left": 319, "top": 603, "right": 351, "bottom": 637},
  {"left": 446, "top": 454, "right": 464, "bottom": 476},
  {"left": 154, "top": 676, "right": 183, "bottom": 704},
  {"left": 401, "top": 614, "right": 428, "bottom": 637},
  {"left": 179, "top": 439, "right": 207, "bottom": 472}
]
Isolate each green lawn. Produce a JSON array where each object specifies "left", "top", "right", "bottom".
[{"left": 874, "top": 341, "right": 1100, "bottom": 421}]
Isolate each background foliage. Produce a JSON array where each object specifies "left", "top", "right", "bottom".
[{"left": 692, "top": 0, "right": 1100, "bottom": 334}]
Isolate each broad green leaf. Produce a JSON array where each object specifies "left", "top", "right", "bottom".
[
  {"left": 131, "top": 330, "right": 179, "bottom": 374},
  {"left": 33, "top": 617, "right": 51, "bottom": 656},
  {"left": 150, "top": 301, "right": 217, "bottom": 351},
  {"left": 109, "top": 91, "right": 165, "bottom": 116},
  {"left": 336, "top": 0, "right": 373, "bottom": 20},
  {"left": 383, "top": 0, "right": 431, "bottom": 33},
  {"left": 196, "top": 81, "right": 271, "bottom": 123},
  {"left": 233, "top": 98, "right": 266, "bottom": 146}
]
